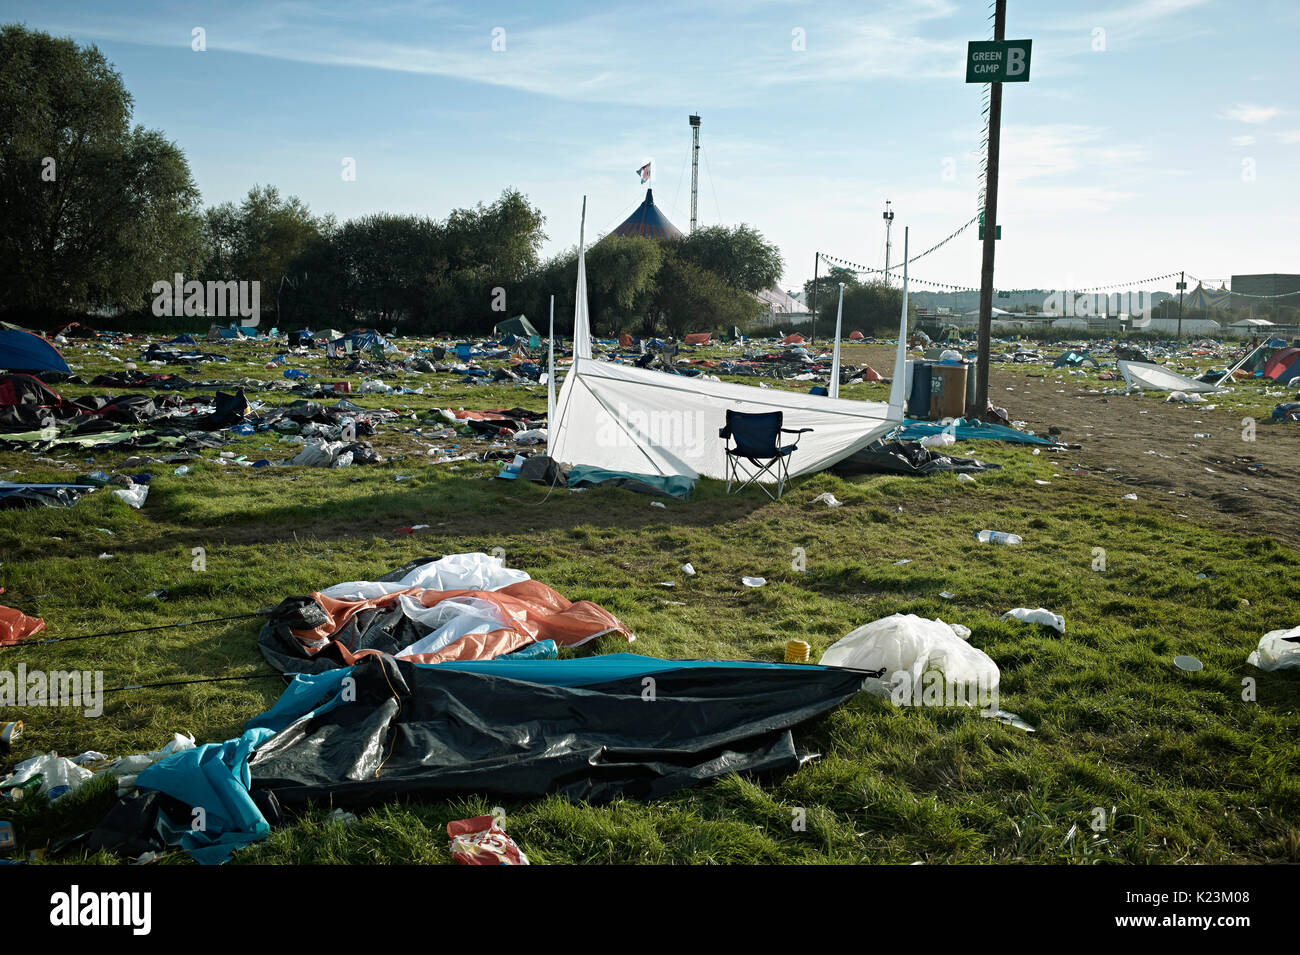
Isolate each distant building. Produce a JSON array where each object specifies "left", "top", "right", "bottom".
[{"left": 1230, "top": 273, "right": 1300, "bottom": 305}]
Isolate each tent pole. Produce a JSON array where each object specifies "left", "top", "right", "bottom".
[
  {"left": 830, "top": 283, "right": 845, "bottom": 398},
  {"left": 888, "top": 228, "right": 910, "bottom": 414},
  {"left": 547, "top": 295, "right": 557, "bottom": 454}
]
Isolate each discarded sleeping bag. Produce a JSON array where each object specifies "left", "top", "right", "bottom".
[
  {"left": 257, "top": 552, "right": 632, "bottom": 674},
  {"left": 830, "top": 439, "right": 1000, "bottom": 477},
  {"left": 245, "top": 653, "right": 876, "bottom": 806}
]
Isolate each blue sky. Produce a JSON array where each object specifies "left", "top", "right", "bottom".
[{"left": 6, "top": 0, "right": 1299, "bottom": 292}]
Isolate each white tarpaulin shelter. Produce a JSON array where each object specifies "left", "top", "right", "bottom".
[
  {"left": 548, "top": 219, "right": 912, "bottom": 481},
  {"left": 1118, "top": 360, "right": 1221, "bottom": 394}
]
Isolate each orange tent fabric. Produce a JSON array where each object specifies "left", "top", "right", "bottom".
[
  {"left": 619, "top": 333, "right": 634, "bottom": 348},
  {"left": 782, "top": 333, "right": 804, "bottom": 344},
  {"left": 849, "top": 330, "right": 865, "bottom": 341},
  {"left": 0, "top": 604, "right": 45, "bottom": 647},
  {"left": 289, "top": 580, "right": 631, "bottom": 665},
  {"left": 684, "top": 333, "right": 712, "bottom": 345},
  {"left": 861, "top": 365, "right": 883, "bottom": 382}
]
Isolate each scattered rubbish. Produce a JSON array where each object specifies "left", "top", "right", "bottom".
[
  {"left": 939, "top": 591, "right": 955, "bottom": 599},
  {"left": 975, "top": 530, "right": 1022, "bottom": 545},
  {"left": 919, "top": 432, "right": 956, "bottom": 449},
  {"left": 1193, "top": 433, "right": 1211, "bottom": 438},
  {"left": 1001, "top": 607, "right": 1065, "bottom": 633},
  {"left": 981, "top": 709, "right": 1036, "bottom": 733},
  {"left": 1173, "top": 655, "right": 1204, "bottom": 672},
  {"left": 812, "top": 492, "right": 842, "bottom": 507},
  {"left": 1246, "top": 626, "right": 1300, "bottom": 672},
  {"left": 957, "top": 473, "right": 975, "bottom": 483},
  {"left": 785, "top": 639, "right": 811, "bottom": 663},
  {"left": 0, "top": 820, "right": 12, "bottom": 850},
  {"left": 326, "top": 809, "right": 358, "bottom": 825},
  {"left": 145, "top": 589, "right": 168, "bottom": 600},
  {"left": 0, "top": 721, "right": 22, "bottom": 756},
  {"left": 1121, "top": 493, "right": 1138, "bottom": 500},
  {"left": 681, "top": 562, "right": 696, "bottom": 576},
  {"left": 656, "top": 581, "right": 676, "bottom": 588},
  {"left": 97, "top": 553, "right": 114, "bottom": 560},
  {"left": 447, "top": 815, "right": 529, "bottom": 865},
  {"left": 112, "top": 485, "right": 148, "bottom": 509},
  {"left": 741, "top": 576, "right": 766, "bottom": 588},
  {"left": 0, "top": 752, "right": 93, "bottom": 801},
  {"left": 893, "top": 558, "right": 912, "bottom": 565},
  {"left": 650, "top": 501, "right": 666, "bottom": 509},
  {"left": 172, "top": 466, "right": 190, "bottom": 476},
  {"left": 820, "top": 614, "right": 998, "bottom": 706}
]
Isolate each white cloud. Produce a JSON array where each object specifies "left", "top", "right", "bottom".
[
  {"left": 1232, "top": 135, "right": 1257, "bottom": 146},
  {"left": 1279, "top": 131, "right": 1300, "bottom": 144},
  {"left": 1219, "top": 104, "right": 1281, "bottom": 124}
]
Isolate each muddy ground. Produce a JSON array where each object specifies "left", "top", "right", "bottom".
[{"left": 850, "top": 344, "right": 1300, "bottom": 550}]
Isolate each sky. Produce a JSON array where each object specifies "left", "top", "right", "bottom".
[{"left": 5, "top": 0, "right": 1299, "bottom": 294}]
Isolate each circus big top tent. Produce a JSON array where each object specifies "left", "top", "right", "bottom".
[
  {"left": 548, "top": 205, "right": 909, "bottom": 483},
  {"left": 610, "top": 189, "right": 684, "bottom": 240},
  {"left": 1184, "top": 283, "right": 1232, "bottom": 309}
]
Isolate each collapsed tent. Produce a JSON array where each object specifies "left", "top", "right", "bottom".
[
  {"left": 549, "top": 358, "right": 905, "bottom": 482},
  {"left": 0, "top": 329, "right": 70, "bottom": 374},
  {"left": 1263, "top": 347, "right": 1300, "bottom": 382},
  {"left": 892, "top": 417, "right": 1055, "bottom": 446},
  {"left": 683, "top": 332, "right": 712, "bottom": 345},
  {"left": 258, "top": 553, "right": 632, "bottom": 674},
  {"left": 248, "top": 653, "right": 875, "bottom": 806},
  {"left": 830, "top": 439, "right": 1001, "bottom": 477},
  {"left": 494, "top": 315, "right": 539, "bottom": 339},
  {"left": 1119, "top": 360, "right": 1220, "bottom": 394},
  {"left": 0, "top": 482, "right": 97, "bottom": 509}
]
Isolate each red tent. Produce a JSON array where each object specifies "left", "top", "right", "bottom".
[
  {"left": 1263, "top": 347, "right": 1300, "bottom": 380},
  {"left": 849, "top": 330, "right": 865, "bottom": 341},
  {"left": 782, "top": 333, "right": 804, "bottom": 345},
  {"left": 684, "top": 333, "right": 711, "bottom": 345}
]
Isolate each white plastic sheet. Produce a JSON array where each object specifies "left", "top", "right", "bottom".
[
  {"left": 320, "top": 552, "right": 530, "bottom": 601},
  {"left": 1247, "top": 626, "right": 1300, "bottom": 671},
  {"left": 1001, "top": 607, "right": 1065, "bottom": 633},
  {"left": 819, "top": 613, "right": 999, "bottom": 708}
]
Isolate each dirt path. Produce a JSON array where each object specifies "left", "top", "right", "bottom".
[{"left": 845, "top": 343, "right": 1300, "bottom": 549}]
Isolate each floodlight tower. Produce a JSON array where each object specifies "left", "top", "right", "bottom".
[
  {"left": 689, "top": 113, "right": 701, "bottom": 232},
  {"left": 882, "top": 200, "right": 895, "bottom": 286}
]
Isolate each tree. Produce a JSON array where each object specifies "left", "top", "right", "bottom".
[
  {"left": 0, "top": 25, "right": 204, "bottom": 313},
  {"left": 813, "top": 279, "right": 904, "bottom": 336},
  {"left": 648, "top": 250, "right": 760, "bottom": 337},
  {"left": 201, "top": 185, "right": 322, "bottom": 320},
  {"left": 677, "top": 224, "right": 783, "bottom": 293}
]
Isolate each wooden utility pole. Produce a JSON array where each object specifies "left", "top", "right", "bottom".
[{"left": 973, "top": 0, "right": 1007, "bottom": 415}]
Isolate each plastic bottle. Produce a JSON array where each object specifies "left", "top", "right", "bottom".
[
  {"left": 976, "top": 530, "right": 1022, "bottom": 545},
  {"left": 173, "top": 465, "right": 190, "bottom": 476}
]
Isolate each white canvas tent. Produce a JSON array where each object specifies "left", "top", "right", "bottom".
[
  {"left": 1118, "top": 360, "right": 1220, "bottom": 394},
  {"left": 548, "top": 215, "right": 911, "bottom": 482}
]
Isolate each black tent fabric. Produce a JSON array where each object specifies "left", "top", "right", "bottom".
[
  {"left": 247, "top": 654, "right": 872, "bottom": 806},
  {"left": 830, "top": 439, "right": 1001, "bottom": 477}
]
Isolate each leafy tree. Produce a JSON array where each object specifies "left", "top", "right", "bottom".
[
  {"left": 814, "top": 279, "right": 904, "bottom": 336},
  {"left": 648, "top": 250, "right": 760, "bottom": 337},
  {"left": 677, "top": 224, "right": 783, "bottom": 293},
  {"left": 0, "top": 24, "right": 204, "bottom": 313}
]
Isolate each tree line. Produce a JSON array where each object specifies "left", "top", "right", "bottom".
[{"left": 0, "top": 25, "right": 786, "bottom": 337}]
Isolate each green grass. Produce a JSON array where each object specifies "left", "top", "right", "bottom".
[{"left": 1, "top": 336, "right": 1297, "bottom": 864}]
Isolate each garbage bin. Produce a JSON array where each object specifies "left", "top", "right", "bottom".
[
  {"left": 908, "top": 361, "right": 932, "bottom": 418},
  {"left": 930, "top": 363, "right": 968, "bottom": 420}
]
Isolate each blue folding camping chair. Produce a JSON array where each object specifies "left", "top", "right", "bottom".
[{"left": 719, "top": 410, "right": 812, "bottom": 501}]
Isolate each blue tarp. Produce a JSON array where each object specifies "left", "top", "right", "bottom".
[
  {"left": 893, "top": 417, "right": 1055, "bottom": 446},
  {"left": 567, "top": 465, "right": 695, "bottom": 498}
]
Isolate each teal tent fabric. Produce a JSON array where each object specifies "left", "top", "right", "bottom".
[
  {"left": 135, "top": 728, "right": 276, "bottom": 864},
  {"left": 566, "top": 464, "right": 695, "bottom": 498},
  {"left": 894, "top": 417, "right": 1054, "bottom": 446}
]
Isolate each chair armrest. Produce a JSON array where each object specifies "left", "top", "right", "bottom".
[{"left": 781, "top": 427, "right": 814, "bottom": 434}]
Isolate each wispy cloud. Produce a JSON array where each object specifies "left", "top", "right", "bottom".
[{"left": 1219, "top": 103, "right": 1282, "bottom": 124}]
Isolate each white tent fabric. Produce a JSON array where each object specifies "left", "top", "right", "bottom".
[
  {"left": 829, "top": 284, "right": 844, "bottom": 399},
  {"left": 546, "top": 296, "right": 557, "bottom": 454},
  {"left": 1118, "top": 360, "right": 1220, "bottom": 394},
  {"left": 573, "top": 198, "right": 593, "bottom": 361},
  {"left": 549, "top": 359, "right": 902, "bottom": 481}
]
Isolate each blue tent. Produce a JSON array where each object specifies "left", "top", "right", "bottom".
[
  {"left": 0, "top": 329, "right": 70, "bottom": 373},
  {"left": 610, "top": 189, "right": 684, "bottom": 240}
]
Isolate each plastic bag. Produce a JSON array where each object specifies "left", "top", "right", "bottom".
[
  {"left": 1247, "top": 626, "right": 1300, "bottom": 672},
  {"left": 113, "top": 484, "right": 149, "bottom": 509},
  {"left": 447, "top": 816, "right": 529, "bottom": 865},
  {"left": 1001, "top": 607, "right": 1065, "bottom": 633},
  {"left": 819, "top": 613, "right": 999, "bottom": 708}
]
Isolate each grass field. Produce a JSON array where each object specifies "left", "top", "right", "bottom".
[{"left": 2, "top": 336, "right": 1298, "bottom": 864}]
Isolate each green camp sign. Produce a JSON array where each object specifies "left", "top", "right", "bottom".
[{"left": 966, "top": 40, "right": 1032, "bottom": 83}]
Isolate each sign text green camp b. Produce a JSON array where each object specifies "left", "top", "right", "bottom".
[{"left": 966, "top": 40, "right": 1032, "bottom": 83}]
